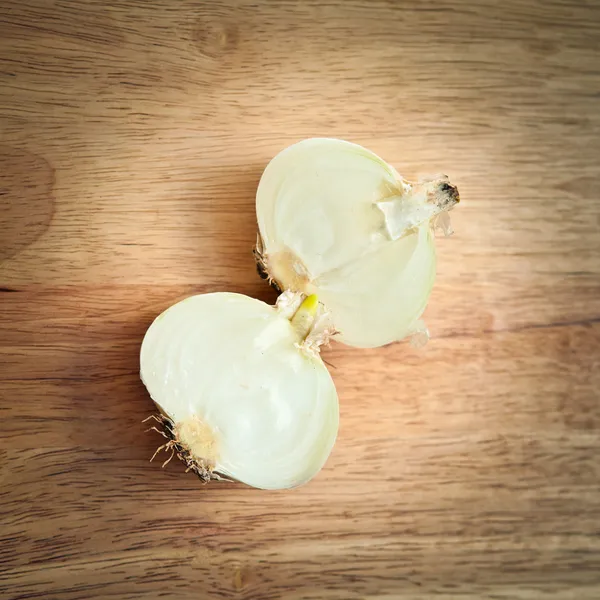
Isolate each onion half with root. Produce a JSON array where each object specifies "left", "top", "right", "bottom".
[
  {"left": 255, "top": 138, "right": 460, "bottom": 348},
  {"left": 140, "top": 292, "right": 338, "bottom": 490}
]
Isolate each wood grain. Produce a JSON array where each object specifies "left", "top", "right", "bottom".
[{"left": 1, "top": 1, "right": 600, "bottom": 598}]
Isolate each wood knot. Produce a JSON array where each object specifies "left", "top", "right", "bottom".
[
  {"left": 192, "top": 16, "right": 238, "bottom": 59},
  {"left": 0, "top": 146, "right": 55, "bottom": 262}
]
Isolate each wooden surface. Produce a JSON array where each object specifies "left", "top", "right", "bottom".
[{"left": 1, "top": 1, "right": 600, "bottom": 598}]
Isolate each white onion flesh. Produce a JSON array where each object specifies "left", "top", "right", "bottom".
[
  {"left": 140, "top": 293, "right": 338, "bottom": 490},
  {"left": 256, "top": 138, "right": 457, "bottom": 348}
]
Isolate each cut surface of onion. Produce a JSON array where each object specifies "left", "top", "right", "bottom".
[
  {"left": 140, "top": 292, "right": 338, "bottom": 490},
  {"left": 255, "top": 138, "right": 459, "bottom": 348}
]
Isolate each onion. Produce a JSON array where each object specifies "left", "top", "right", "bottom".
[
  {"left": 139, "top": 139, "right": 459, "bottom": 487},
  {"left": 140, "top": 292, "right": 338, "bottom": 489},
  {"left": 255, "top": 138, "right": 459, "bottom": 348}
]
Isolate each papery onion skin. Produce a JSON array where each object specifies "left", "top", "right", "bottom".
[{"left": 140, "top": 292, "right": 339, "bottom": 490}]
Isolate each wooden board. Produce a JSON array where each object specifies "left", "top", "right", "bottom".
[{"left": 1, "top": 1, "right": 600, "bottom": 598}]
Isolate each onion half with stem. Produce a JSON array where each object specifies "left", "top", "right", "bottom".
[
  {"left": 140, "top": 292, "right": 338, "bottom": 490},
  {"left": 255, "top": 138, "right": 459, "bottom": 348}
]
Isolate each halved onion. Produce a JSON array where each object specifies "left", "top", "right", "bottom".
[
  {"left": 255, "top": 138, "right": 459, "bottom": 348},
  {"left": 140, "top": 292, "right": 338, "bottom": 490}
]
